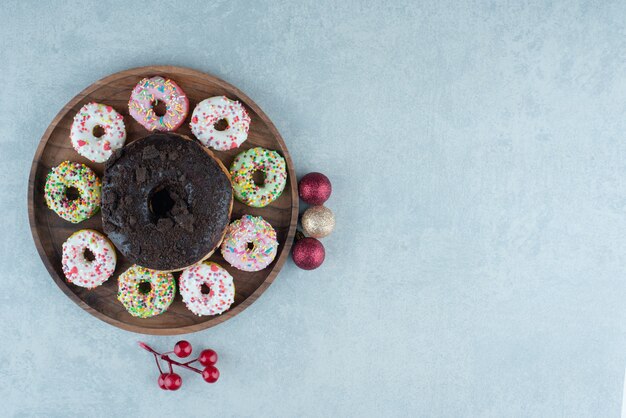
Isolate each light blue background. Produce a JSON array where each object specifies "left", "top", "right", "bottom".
[{"left": 2, "top": 0, "right": 626, "bottom": 416}]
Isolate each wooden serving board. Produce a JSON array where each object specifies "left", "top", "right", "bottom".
[{"left": 28, "top": 66, "right": 298, "bottom": 335}]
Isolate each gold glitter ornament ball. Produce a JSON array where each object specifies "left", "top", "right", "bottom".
[{"left": 301, "top": 205, "right": 335, "bottom": 238}]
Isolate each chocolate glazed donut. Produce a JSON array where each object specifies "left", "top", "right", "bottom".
[{"left": 101, "top": 133, "right": 233, "bottom": 271}]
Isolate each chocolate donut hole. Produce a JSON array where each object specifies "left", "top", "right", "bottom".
[{"left": 148, "top": 186, "right": 176, "bottom": 221}]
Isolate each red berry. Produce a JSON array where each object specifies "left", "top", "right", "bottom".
[
  {"left": 174, "top": 340, "right": 192, "bottom": 358},
  {"left": 202, "top": 366, "right": 220, "bottom": 383},
  {"left": 198, "top": 349, "right": 218, "bottom": 366},
  {"left": 164, "top": 373, "right": 182, "bottom": 390},
  {"left": 158, "top": 374, "right": 168, "bottom": 390}
]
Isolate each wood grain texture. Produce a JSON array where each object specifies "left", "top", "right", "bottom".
[{"left": 27, "top": 66, "right": 298, "bottom": 335}]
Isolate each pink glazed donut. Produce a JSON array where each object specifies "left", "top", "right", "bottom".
[
  {"left": 220, "top": 215, "right": 278, "bottom": 272},
  {"left": 128, "top": 76, "right": 189, "bottom": 131}
]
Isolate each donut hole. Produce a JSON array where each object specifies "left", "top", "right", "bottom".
[
  {"left": 92, "top": 125, "right": 105, "bottom": 138},
  {"left": 65, "top": 186, "right": 80, "bottom": 201},
  {"left": 83, "top": 248, "right": 95, "bottom": 262},
  {"left": 200, "top": 284, "right": 212, "bottom": 295},
  {"left": 151, "top": 100, "right": 167, "bottom": 117},
  {"left": 214, "top": 118, "right": 229, "bottom": 131},
  {"left": 149, "top": 186, "right": 175, "bottom": 220},
  {"left": 251, "top": 170, "right": 266, "bottom": 186},
  {"left": 137, "top": 281, "right": 152, "bottom": 294},
  {"left": 246, "top": 242, "right": 255, "bottom": 251}
]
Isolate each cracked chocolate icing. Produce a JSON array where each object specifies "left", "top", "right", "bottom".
[{"left": 101, "top": 133, "right": 232, "bottom": 271}]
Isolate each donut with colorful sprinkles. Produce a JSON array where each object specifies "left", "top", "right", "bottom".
[
  {"left": 117, "top": 265, "right": 176, "bottom": 318},
  {"left": 221, "top": 215, "right": 278, "bottom": 272},
  {"left": 230, "top": 147, "right": 287, "bottom": 208},
  {"left": 62, "top": 229, "right": 116, "bottom": 289},
  {"left": 70, "top": 102, "right": 126, "bottom": 163},
  {"left": 190, "top": 96, "right": 251, "bottom": 151},
  {"left": 128, "top": 76, "right": 189, "bottom": 131},
  {"left": 44, "top": 161, "right": 101, "bottom": 223},
  {"left": 179, "top": 261, "right": 235, "bottom": 316}
]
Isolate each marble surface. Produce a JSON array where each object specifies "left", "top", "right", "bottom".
[{"left": 2, "top": 0, "right": 626, "bottom": 416}]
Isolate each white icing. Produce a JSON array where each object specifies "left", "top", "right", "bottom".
[
  {"left": 190, "top": 96, "right": 251, "bottom": 151},
  {"left": 179, "top": 262, "right": 235, "bottom": 316},
  {"left": 62, "top": 229, "right": 116, "bottom": 288},
  {"left": 70, "top": 102, "right": 126, "bottom": 163}
]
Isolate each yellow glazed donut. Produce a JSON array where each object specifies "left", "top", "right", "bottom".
[{"left": 117, "top": 265, "right": 176, "bottom": 318}]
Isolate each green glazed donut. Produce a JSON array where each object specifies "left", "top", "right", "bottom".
[{"left": 230, "top": 147, "right": 287, "bottom": 208}]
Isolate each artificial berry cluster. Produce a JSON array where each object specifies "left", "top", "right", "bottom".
[{"left": 139, "top": 340, "right": 220, "bottom": 391}]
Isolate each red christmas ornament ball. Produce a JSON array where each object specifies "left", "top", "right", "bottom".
[
  {"left": 292, "top": 237, "right": 325, "bottom": 270},
  {"left": 298, "top": 172, "right": 332, "bottom": 205}
]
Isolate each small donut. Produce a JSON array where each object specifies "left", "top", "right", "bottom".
[
  {"left": 44, "top": 161, "right": 101, "bottom": 223},
  {"left": 179, "top": 262, "right": 235, "bottom": 316},
  {"left": 70, "top": 102, "right": 126, "bottom": 163},
  {"left": 128, "top": 76, "right": 189, "bottom": 131},
  {"left": 230, "top": 147, "right": 287, "bottom": 207},
  {"left": 221, "top": 215, "right": 278, "bottom": 272},
  {"left": 117, "top": 265, "right": 175, "bottom": 318},
  {"left": 62, "top": 229, "right": 116, "bottom": 288},
  {"left": 190, "top": 96, "right": 251, "bottom": 150}
]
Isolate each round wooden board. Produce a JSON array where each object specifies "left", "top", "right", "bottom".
[{"left": 28, "top": 66, "right": 298, "bottom": 335}]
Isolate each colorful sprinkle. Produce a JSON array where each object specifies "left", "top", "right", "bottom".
[
  {"left": 128, "top": 76, "right": 188, "bottom": 132},
  {"left": 117, "top": 265, "right": 175, "bottom": 318},
  {"left": 221, "top": 215, "right": 278, "bottom": 272},
  {"left": 62, "top": 229, "right": 116, "bottom": 289},
  {"left": 190, "top": 96, "right": 251, "bottom": 151},
  {"left": 70, "top": 102, "right": 126, "bottom": 163},
  {"left": 179, "top": 262, "right": 235, "bottom": 316},
  {"left": 230, "top": 147, "right": 287, "bottom": 208},
  {"left": 44, "top": 161, "right": 101, "bottom": 223}
]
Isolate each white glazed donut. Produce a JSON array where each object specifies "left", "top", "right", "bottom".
[
  {"left": 179, "top": 261, "right": 235, "bottom": 316},
  {"left": 190, "top": 96, "right": 251, "bottom": 151},
  {"left": 70, "top": 102, "right": 126, "bottom": 163},
  {"left": 62, "top": 229, "right": 116, "bottom": 288}
]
